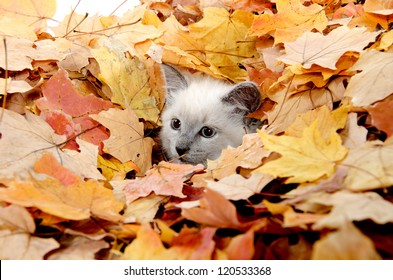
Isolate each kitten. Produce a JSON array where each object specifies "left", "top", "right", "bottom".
[{"left": 160, "top": 64, "right": 261, "bottom": 166}]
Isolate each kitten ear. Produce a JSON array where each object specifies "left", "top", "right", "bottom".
[
  {"left": 222, "top": 82, "right": 261, "bottom": 115},
  {"left": 161, "top": 64, "right": 188, "bottom": 93}
]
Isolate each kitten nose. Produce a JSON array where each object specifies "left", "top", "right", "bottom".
[{"left": 176, "top": 146, "right": 189, "bottom": 156}]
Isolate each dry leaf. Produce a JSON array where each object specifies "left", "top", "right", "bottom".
[
  {"left": 343, "top": 140, "right": 393, "bottom": 191},
  {"left": 123, "top": 161, "right": 204, "bottom": 203},
  {"left": 345, "top": 49, "right": 393, "bottom": 106},
  {"left": 312, "top": 222, "right": 381, "bottom": 260},
  {"left": 0, "top": 179, "right": 124, "bottom": 222},
  {"left": 255, "top": 121, "right": 348, "bottom": 183},
  {"left": 279, "top": 26, "right": 380, "bottom": 69},
  {"left": 91, "top": 108, "right": 154, "bottom": 175},
  {"left": 367, "top": 95, "right": 393, "bottom": 138},
  {"left": 249, "top": 0, "right": 328, "bottom": 44}
]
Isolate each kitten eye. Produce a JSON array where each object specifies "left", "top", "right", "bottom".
[
  {"left": 171, "top": 118, "right": 181, "bottom": 130},
  {"left": 200, "top": 126, "right": 216, "bottom": 138}
]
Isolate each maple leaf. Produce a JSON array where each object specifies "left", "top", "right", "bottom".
[
  {"left": 249, "top": 0, "right": 328, "bottom": 44},
  {"left": 0, "top": 204, "right": 59, "bottom": 259},
  {"left": 123, "top": 194, "right": 168, "bottom": 223},
  {"left": 343, "top": 140, "right": 393, "bottom": 191},
  {"left": 48, "top": 236, "right": 109, "bottom": 260},
  {"left": 255, "top": 121, "right": 348, "bottom": 183},
  {"left": 223, "top": 229, "right": 255, "bottom": 260},
  {"left": 345, "top": 50, "right": 393, "bottom": 106},
  {"left": 206, "top": 173, "right": 273, "bottom": 201},
  {"left": 207, "top": 134, "right": 270, "bottom": 180},
  {"left": 0, "top": 0, "right": 56, "bottom": 39},
  {"left": 366, "top": 95, "right": 393, "bottom": 138},
  {"left": 189, "top": 7, "right": 257, "bottom": 81},
  {"left": 123, "top": 161, "right": 204, "bottom": 203},
  {"left": 0, "top": 109, "right": 104, "bottom": 180},
  {"left": 312, "top": 222, "right": 381, "bottom": 260},
  {"left": 340, "top": 113, "right": 368, "bottom": 149},
  {"left": 182, "top": 188, "right": 264, "bottom": 230},
  {"left": 36, "top": 68, "right": 113, "bottom": 149},
  {"left": 279, "top": 26, "right": 380, "bottom": 70},
  {"left": 34, "top": 152, "right": 81, "bottom": 186},
  {"left": 90, "top": 108, "right": 155, "bottom": 175},
  {"left": 0, "top": 179, "right": 124, "bottom": 222},
  {"left": 91, "top": 46, "right": 161, "bottom": 123}
]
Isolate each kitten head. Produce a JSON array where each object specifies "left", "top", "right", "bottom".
[{"left": 160, "top": 64, "right": 261, "bottom": 166}]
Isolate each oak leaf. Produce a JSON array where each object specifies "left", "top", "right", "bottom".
[
  {"left": 123, "top": 161, "right": 204, "bottom": 203},
  {"left": 0, "top": 179, "right": 124, "bottom": 222},
  {"left": 90, "top": 108, "right": 154, "bottom": 175},
  {"left": 343, "top": 140, "right": 393, "bottom": 191},
  {"left": 249, "top": 0, "right": 328, "bottom": 44},
  {"left": 345, "top": 50, "right": 393, "bottom": 106},
  {"left": 255, "top": 121, "right": 348, "bottom": 183},
  {"left": 279, "top": 26, "right": 380, "bottom": 69},
  {"left": 312, "top": 222, "right": 381, "bottom": 260},
  {"left": 0, "top": 205, "right": 59, "bottom": 259}
]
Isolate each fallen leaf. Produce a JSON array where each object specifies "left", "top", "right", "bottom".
[
  {"left": 123, "top": 161, "right": 204, "bottom": 203},
  {"left": 0, "top": 109, "right": 104, "bottom": 180},
  {"left": 223, "top": 229, "right": 255, "bottom": 260},
  {"left": 34, "top": 152, "right": 81, "bottom": 186},
  {"left": 345, "top": 49, "right": 393, "bottom": 106},
  {"left": 279, "top": 26, "right": 380, "bottom": 69},
  {"left": 312, "top": 222, "right": 381, "bottom": 260},
  {"left": 0, "top": 204, "right": 59, "bottom": 259},
  {"left": 91, "top": 108, "right": 155, "bottom": 174},
  {"left": 340, "top": 113, "right": 368, "bottom": 148},
  {"left": 305, "top": 191, "right": 393, "bottom": 229},
  {"left": 189, "top": 8, "right": 256, "bottom": 81},
  {"left": 207, "top": 134, "right": 270, "bottom": 180},
  {"left": 343, "top": 140, "right": 393, "bottom": 191},
  {"left": 255, "top": 121, "right": 348, "bottom": 183},
  {"left": 206, "top": 173, "right": 273, "bottom": 201},
  {"left": 123, "top": 194, "right": 168, "bottom": 223},
  {"left": 367, "top": 95, "right": 393, "bottom": 138},
  {"left": 48, "top": 236, "right": 108, "bottom": 260},
  {"left": 91, "top": 46, "right": 160, "bottom": 123},
  {"left": 0, "top": 179, "right": 124, "bottom": 222},
  {"left": 249, "top": 0, "right": 328, "bottom": 44},
  {"left": 182, "top": 188, "right": 263, "bottom": 230}
]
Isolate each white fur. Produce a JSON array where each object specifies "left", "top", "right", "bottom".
[{"left": 160, "top": 74, "right": 247, "bottom": 166}]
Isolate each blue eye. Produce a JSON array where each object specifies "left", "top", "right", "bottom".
[
  {"left": 171, "top": 118, "right": 181, "bottom": 130},
  {"left": 200, "top": 126, "right": 215, "bottom": 138}
]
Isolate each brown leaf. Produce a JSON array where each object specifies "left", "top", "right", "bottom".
[
  {"left": 312, "top": 222, "right": 381, "bottom": 260},
  {"left": 367, "top": 95, "right": 393, "bottom": 138},
  {"left": 123, "top": 161, "right": 204, "bottom": 203}
]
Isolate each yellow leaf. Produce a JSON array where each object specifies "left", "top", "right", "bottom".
[
  {"left": 0, "top": 0, "right": 56, "bottom": 38},
  {"left": 189, "top": 8, "right": 257, "bottom": 81},
  {"left": 249, "top": 0, "right": 328, "bottom": 44},
  {"left": 98, "top": 155, "right": 139, "bottom": 181},
  {"left": 91, "top": 46, "right": 160, "bottom": 123},
  {"left": 255, "top": 121, "right": 348, "bottom": 183},
  {"left": 285, "top": 104, "right": 349, "bottom": 140},
  {"left": 0, "top": 179, "right": 124, "bottom": 222},
  {"left": 91, "top": 108, "right": 154, "bottom": 175}
]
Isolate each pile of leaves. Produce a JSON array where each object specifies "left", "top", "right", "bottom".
[{"left": 1, "top": 0, "right": 393, "bottom": 260}]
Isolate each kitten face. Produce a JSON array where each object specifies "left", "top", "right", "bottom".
[{"left": 160, "top": 65, "right": 260, "bottom": 166}]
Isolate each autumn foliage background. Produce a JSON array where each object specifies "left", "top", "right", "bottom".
[{"left": 1, "top": 0, "right": 393, "bottom": 260}]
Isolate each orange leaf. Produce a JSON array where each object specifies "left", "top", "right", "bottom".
[{"left": 34, "top": 152, "right": 81, "bottom": 186}]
